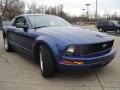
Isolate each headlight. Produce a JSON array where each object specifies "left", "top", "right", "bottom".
[
  {"left": 65, "top": 45, "right": 85, "bottom": 56},
  {"left": 65, "top": 45, "right": 75, "bottom": 55}
]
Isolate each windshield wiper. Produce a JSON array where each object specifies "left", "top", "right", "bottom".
[{"left": 33, "top": 26, "right": 48, "bottom": 29}]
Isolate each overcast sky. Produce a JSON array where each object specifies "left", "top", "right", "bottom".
[{"left": 23, "top": 0, "right": 120, "bottom": 16}]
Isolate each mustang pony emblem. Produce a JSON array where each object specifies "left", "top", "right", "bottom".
[{"left": 102, "top": 44, "right": 108, "bottom": 48}]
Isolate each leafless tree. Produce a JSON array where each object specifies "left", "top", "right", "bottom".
[
  {"left": 27, "top": 1, "right": 47, "bottom": 14},
  {"left": 4, "top": 0, "right": 24, "bottom": 20},
  {"left": 0, "top": 0, "right": 9, "bottom": 29},
  {"left": 0, "top": 0, "right": 25, "bottom": 29}
]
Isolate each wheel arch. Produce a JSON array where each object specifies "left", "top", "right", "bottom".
[
  {"left": 33, "top": 36, "right": 60, "bottom": 64},
  {"left": 2, "top": 27, "right": 7, "bottom": 39},
  {"left": 3, "top": 33, "right": 6, "bottom": 39}
]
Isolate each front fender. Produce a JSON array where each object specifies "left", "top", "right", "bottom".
[{"left": 33, "top": 35, "right": 60, "bottom": 61}]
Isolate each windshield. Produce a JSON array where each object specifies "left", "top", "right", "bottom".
[
  {"left": 28, "top": 15, "right": 72, "bottom": 28},
  {"left": 113, "top": 21, "right": 120, "bottom": 26}
]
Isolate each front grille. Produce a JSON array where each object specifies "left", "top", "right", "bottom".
[
  {"left": 87, "top": 41, "right": 113, "bottom": 54},
  {"left": 74, "top": 40, "right": 114, "bottom": 55}
]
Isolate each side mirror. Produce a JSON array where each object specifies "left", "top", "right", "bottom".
[{"left": 16, "top": 23, "right": 28, "bottom": 32}]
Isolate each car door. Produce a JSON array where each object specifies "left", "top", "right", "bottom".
[
  {"left": 102, "top": 21, "right": 108, "bottom": 30},
  {"left": 13, "top": 17, "right": 38, "bottom": 54},
  {"left": 9, "top": 17, "right": 32, "bottom": 54},
  {"left": 107, "top": 22, "right": 114, "bottom": 31},
  {"left": 7, "top": 17, "right": 25, "bottom": 47},
  {"left": 11, "top": 17, "right": 26, "bottom": 47},
  {"left": 102, "top": 21, "right": 113, "bottom": 31}
]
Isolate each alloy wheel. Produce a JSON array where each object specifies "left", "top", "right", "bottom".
[
  {"left": 4, "top": 38, "right": 8, "bottom": 50},
  {"left": 99, "top": 28, "right": 103, "bottom": 32},
  {"left": 40, "top": 51, "right": 44, "bottom": 72}
]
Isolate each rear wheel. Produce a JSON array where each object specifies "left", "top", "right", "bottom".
[
  {"left": 4, "top": 37, "right": 13, "bottom": 52},
  {"left": 39, "top": 45, "right": 56, "bottom": 78}
]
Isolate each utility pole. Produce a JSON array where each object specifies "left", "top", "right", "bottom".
[
  {"left": 82, "top": 9, "right": 85, "bottom": 25},
  {"left": 96, "top": 0, "right": 98, "bottom": 20},
  {"left": 54, "top": 0, "right": 57, "bottom": 15},
  {"left": 34, "top": 0, "right": 36, "bottom": 14},
  {"left": 82, "top": 9, "right": 85, "bottom": 16},
  {"left": 42, "top": 0, "right": 44, "bottom": 14},
  {"left": 85, "top": 4, "right": 91, "bottom": 22}
]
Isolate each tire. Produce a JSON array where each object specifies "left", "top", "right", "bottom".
[
  {"left": 4, "top": 37, "right": 13, "bottom": 52},
  {"left": 116, "top": 29, "right": 120, "bottom": 34},
  {"left": 39, "top": 45, "right": 56, "bottom": 78},
  {"left": 99, "top": 28, "right": 103, "bottom": 32}
]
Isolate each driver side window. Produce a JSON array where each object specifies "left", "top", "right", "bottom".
[{"left": 14, "top": 17, "right": 27, "bottom": 27}]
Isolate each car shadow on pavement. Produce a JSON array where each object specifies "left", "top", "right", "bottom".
[
  {"left": 2, "top": 47, "right": 113, "bottom": 88},
  {"left": 105, "top": 31, "right": 120, "bottom": 37},
  {"left": 13, "top": 50, "right": 101, "bottom": 79}
]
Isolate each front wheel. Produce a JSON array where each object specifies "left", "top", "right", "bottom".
[
  {"left": 4, "top": 37, "right": 13, "bottom": 52},
  {"left": 99, "top": 28, "right": 103, "bottom": 32},
  {"left": 39, "top": 45, "right": 56, "bottom": 78}
]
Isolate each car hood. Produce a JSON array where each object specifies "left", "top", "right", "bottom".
[{"left": 36, "top": 26, "right": 113, "bottom": 44}]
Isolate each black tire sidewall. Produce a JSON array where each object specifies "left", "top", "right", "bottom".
[{"left": 39, "top": 45, "right": 56, "bottom": 78}]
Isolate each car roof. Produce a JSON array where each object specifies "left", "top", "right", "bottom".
[{"left": 17, "top": 14, "right": 56, "bottom": 18}]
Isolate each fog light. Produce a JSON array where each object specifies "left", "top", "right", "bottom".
[
  {"left": 73, "top": 61, "right": 84, "bottom": 64},
  {"left": 63, "top": 60, "right": 84, "bottom": 65}
]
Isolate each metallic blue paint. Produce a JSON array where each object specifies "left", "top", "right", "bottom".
[
  {"left": 58, "top": 47, "right": 116, "bottom": 72},
  {"left": 3, "top": 14, "right": 117, "bottom": 72}
]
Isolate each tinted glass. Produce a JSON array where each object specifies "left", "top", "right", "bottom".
[
  {"left": 28, "top": 15, "right": 71, "bottom": 28},
  {"left": 14, "top": 17, "right": 27, "bottom": 26},
  {"left": 103, "top": 21, "right": 108, "bottom": 25},
  {"left": 108, "top": 22, "right": 114, "bottom": 26},
  {"left": 113, "top": 21, "right": 120, "bottom": 26}
]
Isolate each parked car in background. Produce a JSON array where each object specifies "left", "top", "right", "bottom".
[
  {"left": 96, "top": 20, "right": 120, "bottom": 34},
  {"left": 2, "top": 14, "right": 117, "bottom": 78}
]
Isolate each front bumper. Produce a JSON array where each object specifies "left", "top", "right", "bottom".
[{"left": 57, "top": 47, "right": 117, "bottom": 72}]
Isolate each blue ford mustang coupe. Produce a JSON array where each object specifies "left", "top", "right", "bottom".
[{"left": 2, "top": 14, "right": 116, "bottom": 78}]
